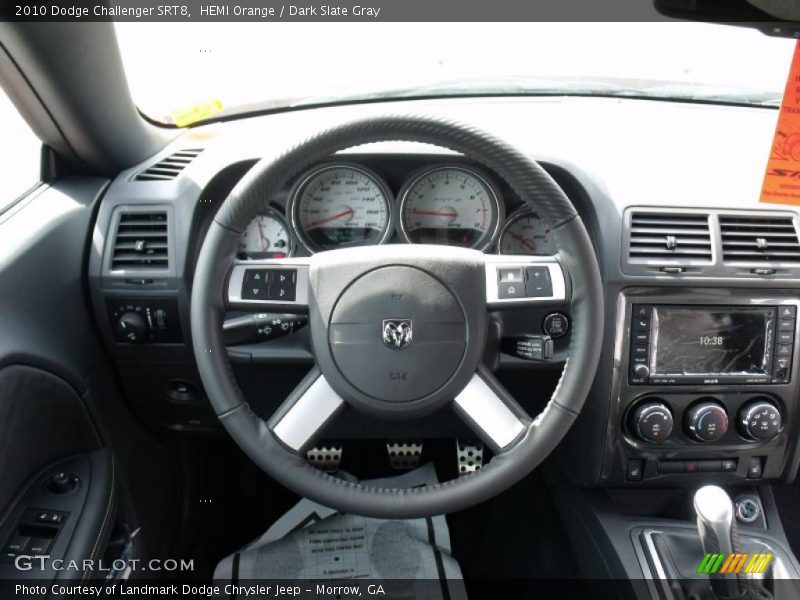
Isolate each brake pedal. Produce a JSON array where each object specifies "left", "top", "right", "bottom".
[
  {"left": 387, "top": 441, "right": 422, "bottom": 470},
  {"left": 456, "top": 440, "right": 484, "bottom": 476},
  {"left": 306, "top": 442, "right": 342, "bottom": 472}
]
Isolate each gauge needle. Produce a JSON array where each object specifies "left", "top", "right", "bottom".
[
  {"left": 257, "top": 223, "right": 267, "bottom": 251},
  {"left": 510, "top": 232, "right": 537, "bottom": 253},
  {"left": 409, "top": 209, "right": 458, "bottom": 218},
  {"left": 307, "top": 208, "right": 354, "bottom": 230}
]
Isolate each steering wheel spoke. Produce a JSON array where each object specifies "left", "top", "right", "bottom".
[
  {"left": 267, "top": 368, "right": 345, "bottom": 453},
  {"left": 227, "top": 258, "right": 311, "bottom": 310},
  {"left": 453, "top": 367, "right": 530, "bottom": 454},
  {"left": 483, "top": 253, "right": 568, "bottom": 309}
]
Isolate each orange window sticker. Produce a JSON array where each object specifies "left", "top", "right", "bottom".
[{"left": 761, "top": 41, "right": 800, "bottom": 205}]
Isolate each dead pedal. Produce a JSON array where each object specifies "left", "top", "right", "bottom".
[
  {"left": 306, "top": 442, "right": 342, "bottom": 472},
  {"left": 387, "top": 441, "right": 422, "bottom": 470},
  {"left": 457, "top": 440, "right": 484, "bottom": 476}
]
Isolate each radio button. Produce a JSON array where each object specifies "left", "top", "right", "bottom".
[
  {"left": 779, "top": 306, "right": 797, "bottom": 319},
  {"left": 777, "top": 344, "right": 793, "bottom": 357},
  {"left": 633, "top": 319, "right": 650, "bottom": 332},
  {"left": 633, "top": 305, "right": 652, "bottom": 318},
  {"left": 632, "top": 346, "right": 648, "bottom": 359},
  {"left": 686, "top": 401, "right": 728, "bottom": 442},
  {"left": 779, "top": 332, "right": 794, "bottom": 344},
  {"left": 633, "top": 333, "right": 649, "bottom": 345},
  {"left": 779, "top": 319, "right": 795, "bottom": 332},
  {"left": 632, "top": 363, "right": 650, "bottom": 380}
]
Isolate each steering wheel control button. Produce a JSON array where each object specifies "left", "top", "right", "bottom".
[
  {"left": 498, "top": 281, "right": 525, "bottom": 299},
  {"left": 241, "top": 269, "right": 269, "bottom": 299},
  {"left": 501, "top": 335, "right": 553, "bottom": 361},
  {"left": 266, "top": 269, "right": 297, "bottom": 301},
  {"left": 329, "top": 266, "right": 466, "bottom": 403},
  {"left": 542, "top": 312, "right": 569, "bottom": 338},
  {"left": 497, "top": 267, "right": 524, "bottom": 283},
  {"left": 524, "top": 267, "right": 553, "bottom": 297},
  {"left": 630, "top": 400, "right": 673, "bottom": 443},
  {"left": 739, "top": 399, "right": 782, "bottom": 440},
  {"left": 686, "top": 400, "right": 728, "bottom": 442},
  {"left": 626, "top": 459, "right": 644, "bottom": 482}
]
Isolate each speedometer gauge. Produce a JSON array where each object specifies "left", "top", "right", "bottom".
[
  {"left": 397, "top": 165, "right": 503, "bottom": 250},
  {"left": 290, "top": 164, "right": 393, "bottom": 252},
  {"left": 237, "top": 209, "right": 293, "bottom": 259},
  {"left": 498, "top": 210, "right": 557, "bottom": 256}
]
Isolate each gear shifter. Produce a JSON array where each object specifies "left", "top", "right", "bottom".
[{"left": 694, "top": 485, "right": 746, "bottom": 599}]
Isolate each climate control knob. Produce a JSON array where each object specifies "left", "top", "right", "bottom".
[
  {"left": 686, "top": 400, "right": 728, "bottom": 442},
  {"left": 631, "top": 400, "right": 674, "bottom": 443},
  {"left": 739, "top": 399, "right": 782, "bottom": 441},
  {"left": 117, "top": 312, "right": 147, "bottom": 343}
]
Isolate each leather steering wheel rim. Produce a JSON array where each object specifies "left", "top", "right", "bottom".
[{"left": 191, "top": 116, "right": 603, "bottom": 518}]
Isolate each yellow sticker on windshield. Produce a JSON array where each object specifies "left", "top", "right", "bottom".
[
  {"left": 169, "top": 99, "right": 223, "bottom": 127},
  {"left": 761, "top": 41, "right": 800, "bottom": 205}
]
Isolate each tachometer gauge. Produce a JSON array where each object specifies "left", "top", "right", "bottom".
[
  {"left": 290, "top": 164, "right": 393, "bottom": 252},
  {"left": 237, "top": 210, "right": 293, "bottom": 259},
  {"left": 397, "top": 165, "right": 503, "bottom": 250},
  {"left": 498, "top": 210, "right": 557, "bottom": 256}
]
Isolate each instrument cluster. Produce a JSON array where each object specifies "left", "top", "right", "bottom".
[{"left": 236, "top": 161, "right": 558, "bottom": 259}]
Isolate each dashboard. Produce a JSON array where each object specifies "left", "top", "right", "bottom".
[
  {"left": 86, "top": 94, "right": 800, "bottom": 491},
  {"left": 232, "top": 158, "right": 560, "bottom": 260}
]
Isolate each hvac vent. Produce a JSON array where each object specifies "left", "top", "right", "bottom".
[
  {"left": 134, "top": 149, "right": 203, "bottom": 181},
  {"left": 720, "top": 215, "right": 800, "bottom": 263},
  {"left": 628, "top": 212, "right": 712, "bottom": 262},
  {"left": 111, "top": 212, "right": 169, "bottom": 269}
]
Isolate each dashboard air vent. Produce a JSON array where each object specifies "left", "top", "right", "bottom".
[
  {"left": 111, "top": 212, "right": 169, "bottom": 269},
  {"left": 628, "top": 212, "right": 712, "bottom": 262},
  {"left": 720, "top": 215, "right": 800, "bottom": 263},
  {"left": 134, "top": 149, "right": 203, "bottom": 181}
]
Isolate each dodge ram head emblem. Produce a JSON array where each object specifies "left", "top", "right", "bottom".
[{"left": 382, "top": 319, "right": 413, "bottom": 350}]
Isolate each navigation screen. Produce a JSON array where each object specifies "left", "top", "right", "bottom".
[{"left": 651, "top": 307, "right": 775, "bottom": 376}]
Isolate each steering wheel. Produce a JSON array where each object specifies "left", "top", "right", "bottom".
[{"left": 191, "top": 116, "right": 603, "bottom": 518}]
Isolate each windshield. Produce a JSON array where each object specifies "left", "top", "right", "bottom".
[{"left": 115, "top": 22, "right": 796, "bottom": 125}]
